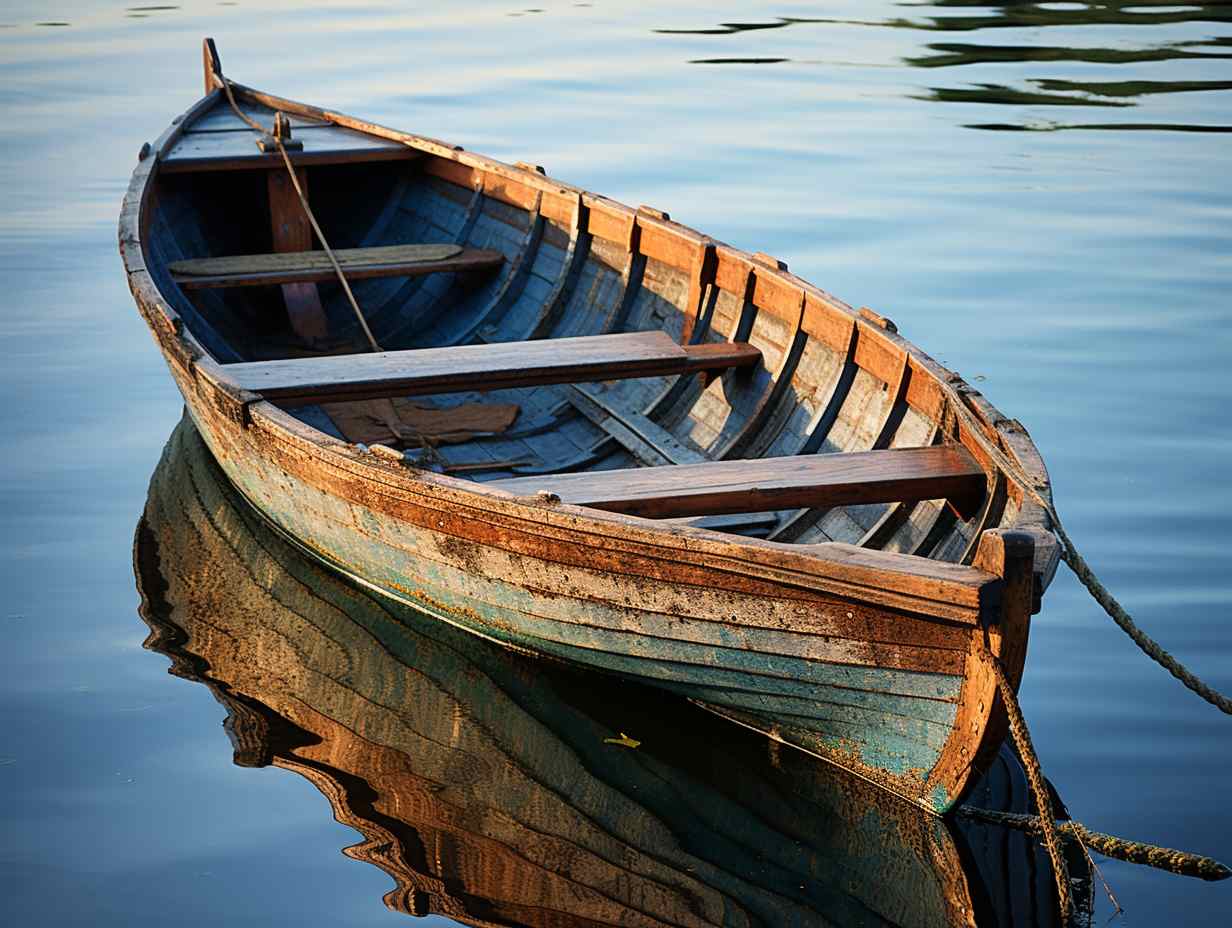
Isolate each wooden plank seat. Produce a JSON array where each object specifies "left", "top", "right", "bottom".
[
  {"left": 158, "top": 120, "right": 420, "bottom": 173},
  {"left": 487, "top": 446, "right": 986, "bottom": 520},
  {"left": 170, "top": 244, "right": 504, "bottom": 289},
  {"left": 224, "top": 331, "right": 763, "bottom": 404}
]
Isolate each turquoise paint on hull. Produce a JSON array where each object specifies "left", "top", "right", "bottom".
[
  {"left": 233, "top": 454, "right": 962, "bottom": 697},
  {"left": 190, "top": 408, "right": 965, "bottom": 811},
  {"left": 473, "top": 627, "right": 951, "bottom": 776}
]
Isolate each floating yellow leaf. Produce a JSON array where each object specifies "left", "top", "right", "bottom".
[{"left": 603, "top": 732, "right": 641, "bottom": 749}]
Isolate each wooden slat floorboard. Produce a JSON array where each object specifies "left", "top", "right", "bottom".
[
  {"left": 224, "top": 331, "right": 762, "bottom": 404},
  {"left": 563, "top": 383, "right": 708, "bottom": 466},
  {"left": 488, "top": 445, "right": 985, "bottom": 520}
]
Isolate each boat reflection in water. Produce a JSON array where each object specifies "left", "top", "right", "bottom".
[{"left": 135, "top": 417, "right": 1091, "bottom": 927}]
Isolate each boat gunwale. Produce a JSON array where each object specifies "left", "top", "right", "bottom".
[{"left": 250, "top": 401, "right": 997, "bottom": 624}]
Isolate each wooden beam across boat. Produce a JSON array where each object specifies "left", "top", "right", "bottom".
[
  {"left": 157, "top": 121, "right": 421, "bottom": 173},
  {"left": 488, "top": 445, "right": 986, "bottom": 520},
  {"left": 222, "top": 331, "right": 762, "bottom": 404},
  {"left": 169, "top": 244, "right": 504, "bottom": 289}
]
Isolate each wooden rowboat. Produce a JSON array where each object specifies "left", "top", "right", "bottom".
[
  {"left": 135, "top": 417, "right": 1091, "bottom": 927},
  {"left": 119, "top": 39, "right": 1060, "bottom": 815}
]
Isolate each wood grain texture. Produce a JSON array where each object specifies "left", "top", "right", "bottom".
[
  {"left": 267, "top": 167, "right": 328, "bottom": 342},
  {"left": 223, "top": 332, "right": 762, "bottom": 404},
  {"left": 159, "top": 122, "right": 419, "bottom": 172},
  {"left": 565, "top": 382, "right": 708, "bottom": 466},
  {"left": 489, "top": 445, "right": 985, "bottom": 520},
  {"left": 360, "top": 180, "right": 485, "bottom": 336},
  {"left": 169, "top": 243, "right": 502, "bottom": 289}
]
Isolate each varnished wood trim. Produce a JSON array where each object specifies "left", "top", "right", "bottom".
[
  {"left": 927, "top": 529, "right": 1035, "bottom": 803},
  {"left": 680, "top": 240, "right": 717, "bottom": 345}
]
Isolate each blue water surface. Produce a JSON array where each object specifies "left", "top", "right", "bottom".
[{"left": 1, "top": 1, "right": 1229, "bottom": 924}]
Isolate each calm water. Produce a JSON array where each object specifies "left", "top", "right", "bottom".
[{"left": 2, "top": 1, "right": 1229, "bottom": 924}]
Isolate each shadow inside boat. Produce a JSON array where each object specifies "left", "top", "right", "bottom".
[{"left": 133, "top": 414, "right": 1091, "bottom": 928}]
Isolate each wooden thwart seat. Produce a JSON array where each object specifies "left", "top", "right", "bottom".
[
  {"left": 224, "top": 331, "right": 762, "bottom": 404},
  {"left": 170, "top": 244, "right": 504, "bottom": 289},
  {"left": 158, "top": 119, "right": 420, "bottom": 173},
  {"left": 487, "top": 446, "right": 986, "bottom": 520}
]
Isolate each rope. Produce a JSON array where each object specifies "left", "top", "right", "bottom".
[
  {"left": 959, "top": 807, "right": 1231, "bottom": 882},
  {"left": 1072, "top": 828, "right": 1124, "bottom": 920},
  {"left": 988, "top": 652, "right": 1073, "bottom": 920},
  {"left": 944, "top": 361, "right": 1232, "bottom": 916},
  {"left": 938, "top": 377, "right": 1232, "bottom": 715},
  {"left": 215, "top": 71, "right": 384, "bottom": 354}
]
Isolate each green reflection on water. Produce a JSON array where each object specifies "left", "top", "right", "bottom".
[
  {"left": 906, "top": 41, "right": 1232, "bottom": 68},
  {"left": 660, "top": 3, "right": 1232, "bottom": 132},
  {"left": 888, "top": 0, "right": 1232, "bottom": 33}
]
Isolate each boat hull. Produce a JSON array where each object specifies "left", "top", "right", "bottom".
[{"left": 173, "top": 356, "right": 981, "bottom": 813}]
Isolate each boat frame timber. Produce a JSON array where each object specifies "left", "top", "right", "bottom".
[{"left": 117, "top": 41, "right": 1060, "bottom": 815}]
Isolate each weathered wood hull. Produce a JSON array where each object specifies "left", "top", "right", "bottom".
[
  {"left": 134, "top": 417, "right": 1091, "bottom": 928},
  {"left": 119, "top": 44, "right": 1061, "bottom": 814},
  {"left": 179, "top": 364, "right": 978, "bottom": 810}
]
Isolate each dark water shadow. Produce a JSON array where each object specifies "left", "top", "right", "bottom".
[
  {"left": 689, "top": 56, "right": 789, "bottom": 65},
  {"left": 657, "top": 3, "right": 1232, "bottom": 133},
  {"left": 889, "top": 1, "right": 1232, "bottom": 33},
  {"left": 907, "top": 40, "right": 1232, "bottom": 69},
  {"left": 656, "top": 18, "right": 826, "bottom": 36},
  {"left": 134, "top": 416, "right": 1092, "bottom": 927},
  {"left": 966, "top": 121, "right": 1232, "bottom": 132}
]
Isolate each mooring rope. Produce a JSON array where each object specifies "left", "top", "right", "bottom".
[
  {"left": 938, "top": 376, "right": 1232, "bottom": 715},
  {"left": 938, "top": 373, "right": 1231, "bottom": 921},
  {"left": 960, "top": 807, "right": 1231, "bottom": 882},
  {"left": 215, "top": 73, "right": 384, "bottom": 354},
  {"left": 988, "top": 652, "right": 1074, "bottom": 919}
]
